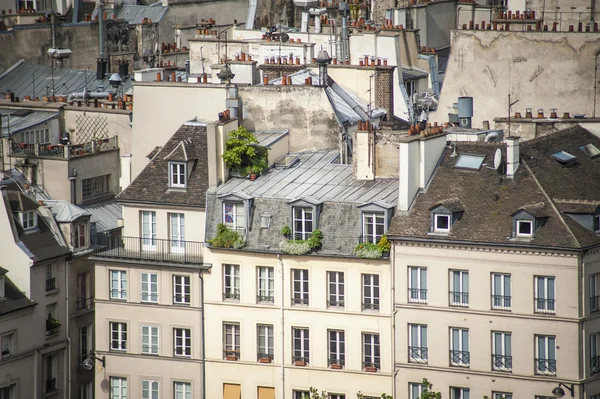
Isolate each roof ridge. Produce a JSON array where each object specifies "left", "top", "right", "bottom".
[
  {"left": 554, "top": 199, "right": 600, "bottom": 205},
  {"left": 521, "top": 125, "right": 585, "bottom": 147}
]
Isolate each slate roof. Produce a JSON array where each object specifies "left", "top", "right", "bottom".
[
  {"left": 117, "top": 120, "right": 210, "bottom": 207},
  {"left": 79, "top": 198, "right": 122, "bottom": 233},
  {"left": 46, "top": 200, "right": 91, "bottom": 223},
  {"left": 115, "top": 4, "right": 169, "bottom": 25},
  {"left": 0, "top": 273, "right": 35, "bottom": 316},
  {"left": 0, "top": 108, "right": 59, "bottom": 137},
  {"left": 206, "top": 149, "right": 398, "bottom": 256},
  {"left": 388, "top": 126, "right": 600, "bottom": 250}
]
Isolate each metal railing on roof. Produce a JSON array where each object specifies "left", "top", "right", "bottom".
[{"left": 9, "top": 136, "right": 118, "bottom": 160}]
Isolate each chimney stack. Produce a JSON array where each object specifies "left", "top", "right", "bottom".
[
  {"left": 374, "top": 65, "right": 395, "bottom": 121},
  {"left": 315, "top": 49, "right": 332, "bottom": 86},
  {"left": 506, "top": 137, "right": 520, "bottom": 178}
]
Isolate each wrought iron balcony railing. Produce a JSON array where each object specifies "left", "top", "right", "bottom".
[
  {"left": 450, "top": 350, "right": 470, "bottom": 367},
  {"left": 9, "top": 136, "right": 119, "bottom": 159},
  {"left": 409, "top": 346, "right": 428, "bottom": 363},
  {"left": 492, "top": 354, "right": 512, "bottom": 371},
  {"left": 93, "top": 235, "right": 203, "bottom": 265}
]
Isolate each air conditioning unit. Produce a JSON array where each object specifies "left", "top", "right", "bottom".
[{"left": 47, "top": 48, "right": 72, "bottom": 59}]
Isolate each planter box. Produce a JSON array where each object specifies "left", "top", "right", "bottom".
[
  {"left": 225, "top": 355, "right": 238, "bottom": 361},
  {"left": 330, "top": 363, "right": 343, "bottom": 370},
  {"left": 259, "top": 357, "right": 272, "bottom": 363},
  {"left": 365, "top": 366, "right": 378, "bottom": 372},
  {"left": 294, "top": 360, "right": 306, "bottom": 366}
]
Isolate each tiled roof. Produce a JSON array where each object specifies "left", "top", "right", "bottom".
[
  {"left": 389, "top": 126, "right": 600, "bottom": 250},
  {"left": 117, "top": 121, "right": 209, "bottom": 207}
]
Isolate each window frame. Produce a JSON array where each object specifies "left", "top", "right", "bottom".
[
  {"left": 516, "top": 220, "right": 533, "bottom": 237},
  {"left": 362, "top": 212, "right": 385, "bottom": 243},
  {"left": 169, "top": 162, "right": 187, "bottom": 188},
  {"left": 292, "top": 327, "right": 309, "bottom": 364},
  {"left": 257, "top": 324, "right": 274, "bottom": 360},
  {"left": 535, "top": 335, "right": 557, "bottom": 375},
  {"left": 408, "top": 324, "right": 428, "bottom": 363},
  {"left": 82, "top": 175, "right": 110, "bottom": 199},
  {"left": 173, "top": 327, "right": 191, "bottom": 357},
  {"left": 78, "top": 325, "right": 92, "bottom": 361},
  {"left": 491, "top": 273, "right": 511, "bottom": 310},
  {"left": 73, "top": 222, "right": 87, "bottom": 249},
  {"left": 450, "top": 387, "right": 470, "bottom": 399},
  {"left": 141, "top": 325, "right": 159, "bottom": 355},
  {"left": 292, "top": 269, "right": 309, "bottom": 305},
  {"left": 327, "top": 271, "right": 345, "bottom": 308},
  {"left": 141, "top": 272, "right": 159, "bottom": 303},
  {"left": 257, "top": 266, "right": 274, "bottom": 303},
  {"left": 109, "top": 322, "right": 127, "bottom": 352},
  {"left": 1, "top": 332, "right": 15, "bottom": 360},
  {"left": 142, "top": 380, "right": 159, "bottom": 399},
  {"left": 223, "top": 201, "right": 246, "bottom": 233},
  {"left": 534, "top": 276, "right": 556, "bottom": 314},
  {"left": 141, "top": 211, "right": 157, "bottom": 250},
  {"left": 492, "top": 331, "right": 512, "bottom": 372},
  {"left": 408, "top": 266, "right": 427, "bottom": 303},
  {"left": 449, "top": 327, "right": 470, "bottom": 367},
  {"left": 590, "top": 332, "right": 600, "bottom": 374},
  {"left": 292, "top": 206, "right": 314, "bottom": 240},
  {"left": 223, "top": 264, "right": 240, "bottom": 301},
  {"left": 449, "top": 270, "right": 469, "bottom": 307},
  {"left": 223, "top": 323, "right": 241, "bottom": 360},
  {"left": 109, "top": 377, "right": 128, "bottom": 399},
  {"left": 169, "top": 213, "right": 186, "bottom": 253},
  {"left": 362, "top": 332, "right": 380, "bottom": 370},
  {"left": 173, "top": 275, "right": 191, "bottom": 305},
  {"left": 174, "top": 381, "right": 192, "bottom": 399},
  {"left": 110, "top": 270, "right": 127, "bottom": 300},
  {"left": 45, "top": 264, "right": 56, "bottom": 292},
  {"left": 434, "top": 213, "right": 450, "bottom": 233},
  {"left": 492, "top": 393, "right": 512, "bottom": 399},
  {"left": 591, "top": 273, "right": 599, "bottom": 312},
  {"left": 409, "top": 383, "right": 425, "bottom": 399},
  {"left": 21, "top": 210, "right": 37, "bottom": 230},
  {"left": 328, "top": 329, "right": 345, "bottom": 368},
  {"left": 362, "top": 274, "right": 380, "bottom": 311}
]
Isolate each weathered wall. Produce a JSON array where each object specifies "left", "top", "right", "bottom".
[
  {"left": 417, "top": 0, "right": 457, "bottom": 49},
  {"left": 239, "top": 85, "right": 340, "bottom": 153},
  {"left": 430, "top": 30, "right": 600, "bottom": 128}
]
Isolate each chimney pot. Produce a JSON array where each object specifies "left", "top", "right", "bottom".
[
  {"left": 506, "top": 136, "right": 520, "bottom": 178},
  {"left": 514, "top": 112, "right": 522, "bottom": 118},
  {"left": 562, "top": 112, "right": 571, "bottom": 119},
  {"left": 550, "top": 109, "right": 558, "bottom": 118},
  {"left": 171, "top": 71, "right": 176, "bottom": 82},
  {"left": 156, "top": 72, "right": 161, "bottom": 81},
  {"left": 525, "top": 108, "right": 533, "bottom": 118},
  {"left": 537, "top": 109, "right": 544, "bottom": 118}
]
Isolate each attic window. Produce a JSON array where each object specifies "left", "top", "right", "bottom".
[
  {"left": 454, "top": 154, "right": 485, "bottom": 170},
  {"left": 580, "top": 143, "right": 600, "bottom": 158},
  {"left": 21, "top": 210, "right": 37, "bottom": 230},
  {"left": 551, "top": 150, "right": 577, "bottom": 165},
  {"left": 595, "top": 215, "right": 600, "bottom": 233},
  {"left": 260, "top": 215, "right": 271, "bottom": 229},
  {"left": 434, "top": 214, "right": 450, "bottom": 232},
  {"left": 169, "top": 162, "right": 187, "bottom": 188},
  {"left": 516, "top": 220, "right": 533, "bottom": 237},
  {"left": 429, "top": 201, "right": 463, "bottom": 235}
]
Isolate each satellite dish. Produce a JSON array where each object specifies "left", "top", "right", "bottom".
[
  {"left": 493, "top": 148, "right": 502, "bottom": 170},
  {"left": 81, "top": 358, "right": 94, "bottom": 371}
]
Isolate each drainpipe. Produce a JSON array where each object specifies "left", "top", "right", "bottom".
[
  {"left": 594, "top": 51, "right": 600, "bottom": 118},
  {"left": 65, "top": 257, "right": 71, "bottom": 399},
  {"left": 277, "top": 255, "right": 285, "bottom": 399},
  {"left": 391, "top": 242, "right": 397, "bottom": 399},
  {"left": 34, "top": 349, "right": 39, "bottom": 398},
  {"left": 199, "top": 273, "right": 206, "bottom": 399}
]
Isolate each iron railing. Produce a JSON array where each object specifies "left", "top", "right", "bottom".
[
  {"left": 257, "top": 295, "right": 274, "bottom": 303},
  {"left": 450, "top": 350, "right": 470, "bottom": 367},
  {"left": 93, "top": 235, "right": 203, "bottom": 265},
  {"left": 591, "top": 356, "right": 600, "bottom": 374},
  {"left": 223, "top": 349, "right": 240, "bottom": 360},
  {"left": 223, "top": 292, "right": 240, "bottom": 300},
  {"left": 491, "top": 295, "right": 511, "bottom": 310},
  {"left": 257, "top": 352, "right": 274, "bottom": 361},
  {"left": 292, "top": 296, "right": 309, "bottom": 305},
  {"left": 328, "top": 357, "right": 345, "bottom": 366},
  {"left": 76, "top": 296, "right": 94, "bottom": 311},
  {"left": 409, "top": 346, "right": 428, "bottom": 363},
  {"left": 408, "top": 288, "right": 427, "bottom": 303},
  {"left": 534, "top": 298, "right": 556, "bottom": 314},
  {"left": 492, "top": 354, "right": 512, "bottom": 371},
  {"left": 45, "top": 277, "right": 56, "bottom": 291},
  {"left": 362, "top": 301, "right": 380, "bottom": 310},
  {"left": 327, "top": 299, "right": 345, "bottom": 307},
  {"left": 535, "top": 358, "right": 557, "bottom": 375},
  {"left": 449, "top": 291, "right": 469, "bottom": 307},
  {"left": 363, "top": 361, "right": 380, "bottom": 370},
  {"left": 293, "top": 355, "right": 309, "bottom": 364},
  {"left": 9, "top": 136, "right": 119, "bottom": 159}
]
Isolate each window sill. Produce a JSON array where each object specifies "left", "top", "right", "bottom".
[
  {"left": 45, "top": 331, "right": 59, "bottom": 338},
  {"left": 407, "top": 300, "right": 427, "bottom": 305},
  {"left": 109, "top": 349, "right": 128, "bottom": 353},
  {"left": 44, "top": 390, "right": 59, "bottom": 398},
  {"left": 109, "top": 297, "right": 128, "bottom": 302},
  {"left": 45, "top": 288, "right": 59, "bottom": 296},
  {"left": 173, "top": 302, "right": 191, "bottom": 307}
]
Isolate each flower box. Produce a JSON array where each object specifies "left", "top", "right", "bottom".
[
  {"left": 365, "top": 366, "right": 378, "bottom": 372},
  {"left": 330, "top": 363, "right": 343, "bottom": 370},
  {"left": 259, "top": 357, "right": 272, "bottom": 364},
  {"left": 225, "top": 355, "right": 238, "bottom": 361},
  {"left": 294, "top": 360, "right": 306, "bottom": 366}
]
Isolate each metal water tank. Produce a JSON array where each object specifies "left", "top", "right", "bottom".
[{"left": 457, "top": 96, "right": 473, "bottom": 118}]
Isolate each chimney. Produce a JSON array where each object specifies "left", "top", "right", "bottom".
[
  {"left": 96, "top": 0, "right": 107, "bottom": 80},
  {"left": 506, "top": 136, "right": 520, "bottom": 178},
  {"left": 374, "top": 65, "right": 395, "bottom": 121},
  {"left": 315, "top": 49, "right": 332, "bottom": 86},
  {"left": 354, "top": 122, "right": 375, "bottom": 181},
  {"left": 118, "top": 60, "right": 129, "bottom": 78}
]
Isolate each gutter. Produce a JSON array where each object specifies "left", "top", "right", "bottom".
[{"left": 199, "top": 272, "right": 206, "bottom": 399}]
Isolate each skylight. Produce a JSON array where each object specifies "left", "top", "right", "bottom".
[
  {"left": 551, "top": 150, "right": 577, "bottom": 164},
  {"left": 454, "top": 154, "right": 485, "bottom": 170},
  {"left": 580, "top": 143, "right": 600, "bottom": 158}
]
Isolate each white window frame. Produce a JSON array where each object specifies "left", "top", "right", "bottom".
[
  {"left": 292, "top": 269, "right": 309, "bottom": 305},
  {"left": 362, "top": 274, "right": 380, "bottom": 311},
  {"left": 450, "top": 328, "right": 470, "bottom": 367},
  {"left": 257, "top": 266, "right": 274, "bottom": 303},
  {"left": 292, "top": 327, "right": 309, "bottom": 363},
  {"left": 169, "top": 213, "right": 185, "bottom": 253},
  {"left": 409, "top": 383, "right": 425, "bottom": 399},
  {"left": 534, "top": 276, "right": 556, "bottom": 314},
  {"left": 110, "top": 377, "right": 128, "bottom": 399},
  {"left": 535, "top": 335, "right": 556, "bottom": 375},
  {"left": 110, "top": 322, "right": 127, "bottom": 351},
  {"left": 173, "top": 275, "right": 191, "bottom": 305},
  {"left": 223, "top": 202, "right": 245, "bottom": 232},
  {"left": 328, "top": 395, "right": 345, "bottom": 399},
  {"left": 591, "top": 273, "right": 599, "bottom": 312},
  {"left": 491, "top": 273, "right": 511, "bottom": 310},
  {"left": 223, "top": 323, "right": 240, "bottom": 359},
  {"left": 21, "top": 210, "right": 37, "bottom": 230},
  {"left": 327, "top": 271, "right": 345, "bottom": 308},
  {"left": 169, "top": 162, "right": 187, "bottom": 188},
  {"left": 45, "top": 264, "right": 56, "bottom": 292},
  {"left": 516, "top": 220, "right": 533, "bottom": 237},
  {"left": 408, "top": 266, "right": 427, "bottom": 303},
  {"left": 174, "top": 382, "right": 192, "bottom": 399},
  {"left": 142, "top": 380, "right": 159, "bottom": 399},
  {"left": 141, "top": 273, "right": 159, "bottom": 303},
  {"left": 1, "top": 332, "right": 14, "bottom": 360},
  {"left": 110, "top": 270, "right": 127, "bottom": 300},
  {"left": 78, "top": 325, "right": 92, "bottom": 360},
  {"left": 492, "top": 331, "right": 512, "bottom": 372},
  {"left": 450, "top": 270, "right": 469, "bottom": 307},
  {"left": 45, "top": 354, "right": 57, "bottom": 393},
  {"left": 293, "top": 391, "right": 310, "bottom": 399},
  {"left": 223, "top": 264, "right": 240, "bottom": 300},
  {"left": 173, "top": 328, "right": 191, "bottom": 357},
  {"left": 141, "top": 211, "right": 156, "bottom": 251},
  {"left": 362, "top": 212, "right": 385, "bottom": 243},
  {"left": 434, "top": 214, "right": 450, "bottom": 233},
  {"left": 408, "top": 324, "right": 428, "bottom": 363},
  {"left": 492, "top": 393, "right": 512, "bottom": 399},
  {"left": 82, "top": 175, "right": 109, "bottom": 199},
  {"left": 328, "top": 329, "right": 345, "bottom": 367},
  {"left": 362, "top": 333, "right": 380, "bottom": 369},
  {"left": 257, "top": 324, "right": 274, "bottom": 360},
  {"left": 141, "top": 325, "right": 159, "bottom": 355},
  {"left": 292, "top": 207, "right": 313, "bottom": 240},
  {"left": 450, "top": 387, "right": 470, "bottom": 399},
  {"left": 73, "top": 222, "right": 86, "bottom": 249}
]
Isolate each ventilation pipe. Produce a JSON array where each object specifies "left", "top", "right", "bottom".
[
  {"left": 96, "top": 0, "right": 108, "bottom": 80},
  {"left": 316, "top": 49, "right": 332, "bottom": 86},
  {"left": 457, "top": 96, "right": 473, "bottom": 128},
  {"left": 301, "top": 11, "right": 309, "bottom": 32},
  {"left": 339, "top": 2, "right": 350, "bottom": 62},
  {"left": 506, "top": 136, "right": 520, "bottom": 178},
  {"left": 315, "top": 15, "right": 322, "bottom": 33},
  {"left": 226, "top": 84, "right": 240, "bottom": 120}
]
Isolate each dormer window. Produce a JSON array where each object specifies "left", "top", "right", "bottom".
[
  {"left": 516, "top": 220, "right": 533, "bottom": 237},
  {"left": 359, "top": 201, "right": 394, "bottom": 243},
  {"left": 169, "top": 162, "right": 187, "bottom": 188},
  {"left": 429, "top": 199, "right": 464, "bottom": 235},
  {"left": 73, "top": 222, "right": 88, "bottom": 249},
  {"left": 512, "top": 204, "right": 547, "bottom": 239},
  {"left": 223, "top": 202, "right": 245, "bottom": 233},
  {"left": 434, "top": 214, "right": 450, "bottom": 232},
  {"left": 21, "top": 210, "right": 37, "bottom": 230},
  {"left": 288, "top": 198, "right": 322, "bottom": 240}
]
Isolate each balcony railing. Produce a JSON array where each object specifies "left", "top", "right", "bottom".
[
  {"left": 409, "top": 346, "right": 428, "bottom": 363},
  {"left": 93, "top": 235, "right": 203, "bottom": 265},
  {"left": 408, "top": 288, "right": 427, "bottom": 303},
  {"left": 327, "top": 299, "right": 345, "bottom": 307},
  {"left": 491, "top": 295, "right": 511, "bottom": 310},
  {"left": 9, "top": 136, "right": 119, "bottom": 159},
  {"left": 492, "top": 354, "right": 513, "bottom": 371},
  {"left": 257, "top": 295, "right": 274, "bottom": 303},
  {"left": 591, "top": 296, "right": 600, "bottom": 312},
  {"left": 534, "top": 298, "right": 556, "bottom": 314},
  {"left": 45, "top": 378, "right": 57, "bottom": 393},
  {"left": 75, "top": 296, "right": 94, "bottom": 311},
  {"left": 450, "top": 350, "right": 470, "bottom": 367},
  {"left": 362, "top": 301, "right": 380, "bottom": 311},
  {"left": 292, "top": 296, "right": 309, "bottom": 305},
  {"left": 535, "top": 358, "right": 557, "bottom": 375},
  {"left": 223, "top": 292, "right": 240, "bottom": 300},
  {"left": 45, "top": 277, "right": 56, "bottom": 291},
  {"left": 449, "top": 291, "right": 469, "bottom": 307},
  {"left": 591, "top": 356, "right": 600, "bottom": 374}
]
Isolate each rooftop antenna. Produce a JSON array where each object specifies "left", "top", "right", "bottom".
[{"left": 507, "top": 94, "right": 519, "bottom": 138}]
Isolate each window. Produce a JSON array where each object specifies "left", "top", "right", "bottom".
[
  {"left": 73, "top": 223, "right": 86, "bottom": 249},
  {"left": 363, "top": 333, "right": 380, "bottom": 370},
  {"left": 1, "top": 332, "right": 14, "bottom": 360},
  {"left": 362, "top": 212, "right": 385, "bottom": 243},
  {"left": 491, "top": 273, "right": 511, "bottom": 310},
  {"left": 21, "top": 210, "right": 37, "bottom": 230},
  {"left": 78, "top": 326, "right": 92, "bottom": 362},
  {"left": 409, "top": 324, "right": 427, "bottom": 363},
  {"left": 551, "top": 150, "right": 577, "bottom": 164},
  {"left": 110, "top": 322, "right": 127, "bottom": 351},
  {"left": 516, "top": 220, "right": 533, "bottom": 237},
  {"left": 327, "top": 271, "right": 344, "bottom": 308},
  {"left": 45, "top": 303, "right": 58, "bottom": 335},
  {"left": 362, "top": 274, "right": 380, "bottom": 311},
  {"left": 170, "top": 213, "right": 185, "bottom": 253},
  {"left": 110, "top": 270, "right": 127, "bottom": 300},
  {"left": 174, "top": 328, "right": 191, "bottom": 357},
  {"left": 455, "top": 153, "right": 485, "bottom": 170},
  {"left": 405, "top": 80, "right": 417, "bottom": 97},
  {"left": 450, "top": 328, "right": 469, "bottom": 367},
  {"left": 534, "top": 276, "right": 556, "bottom": 314},
  {"left": 142, "top": 326, "right": 159, "bottom": 355},
  {"left": 292, "top": 269, "right": 309, "bottom": 305},
  {"left": 223, "top": 202, "right": 245, "bottom": 232},
  {"left": 45, "top": 264, "right": 56, "bottom": 292},
  {"left": 409, "top": 383, "right": 425, "bottom": 399},
  {"left": 174, "top": 382, "right": 191, "bottom": 399},
  {"left": 257, "top": 266, "right": 274, "bottom": 303},
  {"left": 142, "top": 380, "right": 159, "bottom": 399},
  {"left": 45, "top": 354, "right": 57, "bottom": 393},
  {"left": 223, "top": 323, "right": 240, "bottom": 359},
  {"left": 141, "top": 273, "right": 159, "bottom": 303},
  {"left": 223, "top": 264, "right": 240, "bottom": 300},
  {"left": 434, "top": 214, "right": 450, "bottom": 232},
  {"left": 535, "top": 335, "right": 556, "bottom": 375},
  {"left": 492, "top": 393, "right": 512, "bottom": 399},
  {"left": 292, "top": 327, "right": 309, "bottom": 364},
  {"left": 591, "top": 273, "right": 599, "bottom": 312},
  {"left": 329, "top": 395, "right": 345, "bottom": 399},
  {"left": 293, "top": 391, "right": 310, "bottom": 399},
  {"left": 492, "top": 332, "right": 512, "bottom": 372},
  {"left": 293, "top": 207, "right": 313, "bottom": 240},
  {"left": 78, "top": 382, "right": 93, "bottom": 399},
  {"left": 260, "top": 215, "right": 271, "bottom": 229},
  {"left": 450, "top": 387, "right": 470, "bottom": 399},
  {"left": 450, "top": 270, "right": 469, "bottom": 307},
  {"left": 328, "top": 330, "right": 345, "bottom": 368},
  {"left": 110, "top": 377, "right": 127, "bottom": 399},
  {"left": 82, "top": 175, "right": 109, "bottom": 198},
  {"left": 257, "top": 324, "right": 274, "bottom": 361},
  {"left": 173, "top": 275, "right": 191, "bottom": 304},
  {"left": 408, "top": 266, "right": 427, "bottom": 303},
  {"left": 170, "top": 162, "right": 187, "bottom": 188},
  {"left": 580, "top": 143, "right": 600, "bottom": 158},
  {"left": 76, "top": 272, "right": 91, "bottom": 310},
  {"left": 591, "top": 332, "right": 600, "bottom": 374},
  {"left": 141, "top": 211, "right": 156, "bottom": 250}
]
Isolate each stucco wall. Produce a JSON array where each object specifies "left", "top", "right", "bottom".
[
  {"left": 122, "top": 204, "right": 206, "bottom": 243},
  {"left": 430, "top": 30, "right": 600, "bottom": 128},
  {"left": 63, "top": 108, "right": 132, "bottom": 153}
]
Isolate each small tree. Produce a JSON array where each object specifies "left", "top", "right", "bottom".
[
  {"left": 420, "top": 379, "right": 441, "bottom": 399},
  {"left": 222, "top": 126, "right": 268, "bottom": 175}
]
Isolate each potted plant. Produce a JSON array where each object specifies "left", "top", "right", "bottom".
[
  {"left": 222, "top": 126, "right": 269, "bottom": 177},
  {"left": 279, "top": 229, "right": 323, "bottom": 255},
  {"left": 294, "top": 358, "right": 307, "bottom": 366},
  {"left": 377, "top": 234, "right": 391, "bottom": 257},
  {"left": 281, "top": 225, "right": 291, "bottom": 239},
  {"left": 258, "top": 356, "right": 273, "bottom": 363},
  {"left": 225, "top": 353, "right": 238, "bottom": 361},
  {"left": 330, "top": 362, "right": 343, "bottom": 370},
  {"left": 354, "top": 242, "right": 383, "bottom": 259},
  {"left": 364, "top": 365, "right": 378, "bottom": 372},
  {"left": 208, "top": 224, "right": 245, "bottom": 249},
  {"left": 46, "top": 316, "right": 61, "bottom": 334}
]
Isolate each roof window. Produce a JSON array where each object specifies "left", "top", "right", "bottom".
[
  {"left": 454, "top": 154, "right": 485, "bottom": 170},
  {"left": 429, "top": 199, "right": 464, "bottom": 234},
  {"left": 551, "top": 150, "right": 577, "bottom": 165},
  {"left": 511, "top": 205, "right": 547, "bottom": 239},
  {"left": 580, "top": 143, "right": 600, "bottom": 158}
]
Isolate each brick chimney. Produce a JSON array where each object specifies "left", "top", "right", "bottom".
[{"left": 374, "top": 66, "right": 395, "bottom": 121}]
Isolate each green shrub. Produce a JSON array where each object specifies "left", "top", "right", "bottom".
[
  {"left": 222, "top": 127, "right": 269, "bottom": 175},
  {"left": 377, "top": 234, "right": 391, "bottom": 253},
  {"left": 355, "top": 242, "right": 383, "bottom": 259},
  {"left": 281, "top": 225, "right": 291, "bottom": 237},
  {"left": 208, "top": 223, "right": 244, "bottom": 249}
]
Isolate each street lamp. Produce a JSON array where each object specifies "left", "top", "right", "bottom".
[
  {"left": 80, "top": 351, "right": 106, "bottom": 371},
  {"left": 552, "top": 383, "right": 574, "bottom": 398}
]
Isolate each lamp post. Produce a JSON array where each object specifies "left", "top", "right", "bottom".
[{"left": 552, "top": 383, "right": 574, "bottom": 398}]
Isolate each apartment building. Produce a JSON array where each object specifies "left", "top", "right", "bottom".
[
  {"left": 202, "top": 148, "right": 396, "bottom": 399},
  {"left": 388, "top": 126, "right": 600, "bottom": 399}
]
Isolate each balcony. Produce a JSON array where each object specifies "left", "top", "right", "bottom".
[
  {"left": 223, "top": 292, "right": 240, "bottom": 301},
  {"left": 535, "top": 358, "right": 557, "bottom": 375},
  {"left": 291, "top": 296, "right": 309, "bottom": 306},
  {"left": 492, "top": 354, "right": 513, "bottom": 372},
  {"left": 327, "top": 299, "right": 345, "bottom": 308},
  {"left": 534, "top": 298, "right": 556, "bottom": 314},
  {"left": 9, "top": 136, "right": 118, "bottom": 159},
  {"left": 93, "top": 235, "right": 203, "bottom": 265},
  {"left": 409, "top": 346, "right": 428, "bottom": 363},
  {"left": 591, "top": 356, "right": 600, "bottom": 374},
  {"left": 408, "top": 288, "right": 427, "bottom": 304},
  {"left": 362, "top": 301, "right": 380, "bottom": 311},
  {"left": 450, "top": 350, "right": 470, "bottom": 367},
  {"left": 256, "top": 295, "right": 274, "bottom": 304},
  {"left": 449, "top": 291, "right": 469, "bottom": 307},
  {"left": 491, "top": 295, "right": 511, "bottom": 310}
]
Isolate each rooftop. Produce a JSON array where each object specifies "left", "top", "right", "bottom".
[
  {"left": 0, "top": 108, "right": 58, "bottom": 137},
  {"left": 0, "top": 274, "right": 35, "bottom": 316}
]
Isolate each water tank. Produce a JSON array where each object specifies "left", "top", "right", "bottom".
[{"left": 457, "top": 97, "right": 473, "bottom": 118}]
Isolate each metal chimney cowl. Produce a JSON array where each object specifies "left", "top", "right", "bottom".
[{"left": 316, "top": 49, "right": 332, "bottom": 86}]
